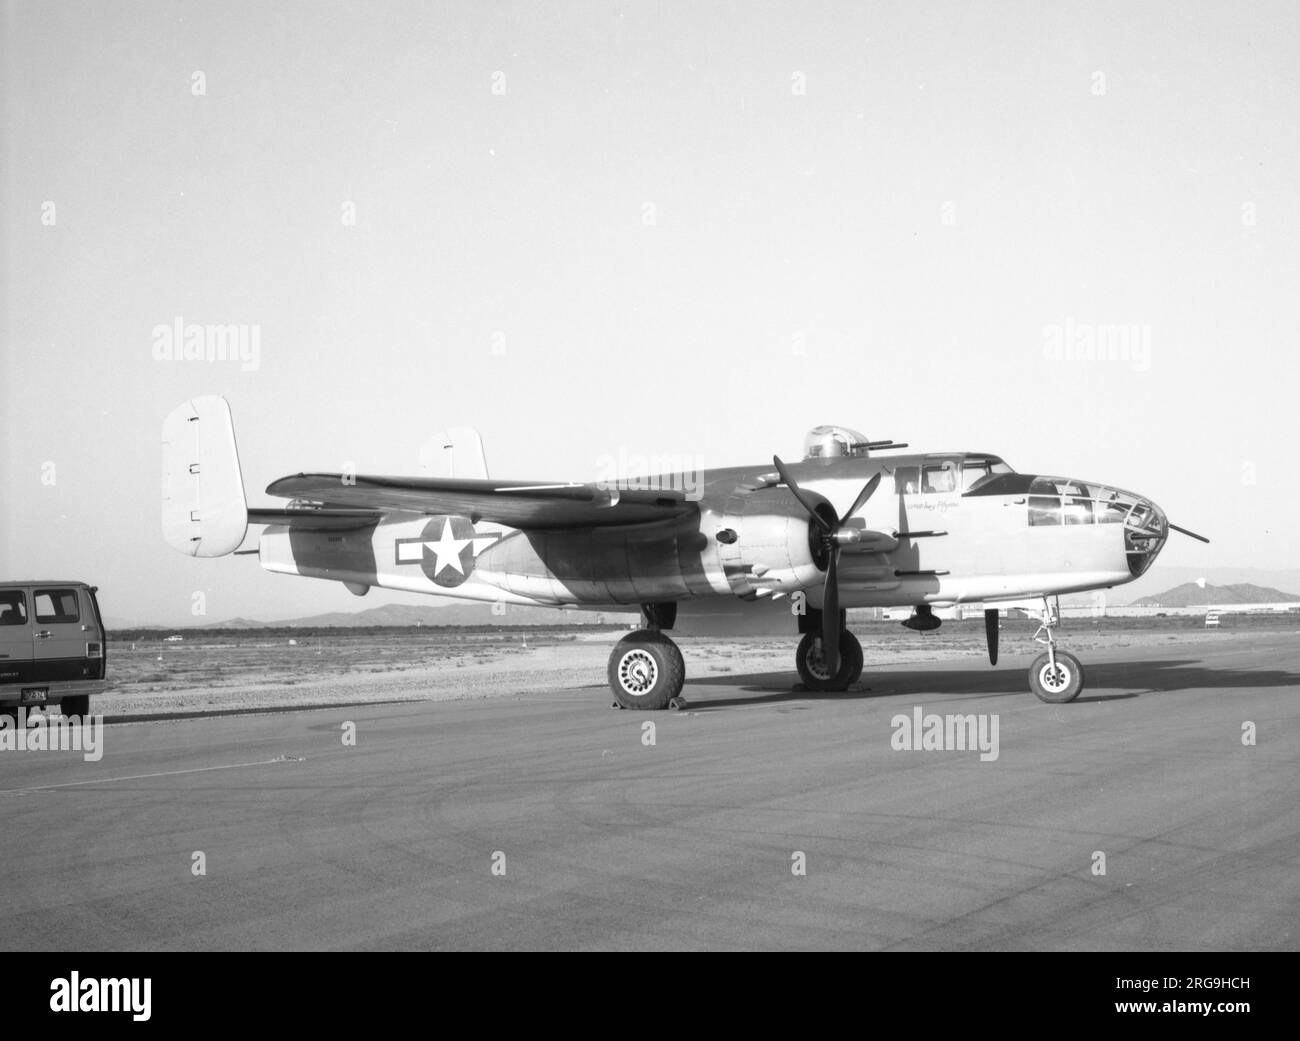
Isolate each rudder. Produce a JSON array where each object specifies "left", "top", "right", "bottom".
[{"left": 162, "top": 396, "right": 249, "bottom": 557}]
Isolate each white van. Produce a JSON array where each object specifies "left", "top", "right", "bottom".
[{"left": 0, "top": 582, "right": 106, "bottom": 716}]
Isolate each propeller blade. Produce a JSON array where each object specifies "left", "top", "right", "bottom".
[
  {"left": 772, "top": 456, "right": 833, "bottom": 531},
  {"left": 1169, "top": 523, "right": 1210, "bottom": 544},
  {"left": 984, "top": 608, "right": 999, "bottom": 665},
  {"left": 842, "top": 471, "right": 882, "bottom": 523},
  {"left": 822, "top": 547, "right": 840, "bottom": 677}
]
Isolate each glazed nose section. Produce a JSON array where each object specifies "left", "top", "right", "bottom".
[
  {"left": 1026, "top": 476, "right": 1203, "bottom": 576},
  {"left": 1122, "top": 495, "right": 1168, "bottom": 576}
]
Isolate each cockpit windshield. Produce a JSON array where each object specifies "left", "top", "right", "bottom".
[{"left": 961, "top": 455, "right": 1014, "bottom": 493}]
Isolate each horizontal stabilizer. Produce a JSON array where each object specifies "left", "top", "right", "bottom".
[
  {"left": 247, "top": 507, "right": 381, "bottom": 532},
  {"left": 162, "top": 396, "right": 249, "bottom": 557}
]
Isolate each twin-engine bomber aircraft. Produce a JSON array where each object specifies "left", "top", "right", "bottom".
[{"left": 162, "top": 397, "right": 1207, "bottom": 709}]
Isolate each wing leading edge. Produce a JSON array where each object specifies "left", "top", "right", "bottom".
[{"left": 263, "top": 473, "right": 693, "bottom": 529}]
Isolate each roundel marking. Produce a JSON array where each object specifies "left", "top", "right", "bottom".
[{"left": 395, "top": 516, "right": 480, "bottom": 588}]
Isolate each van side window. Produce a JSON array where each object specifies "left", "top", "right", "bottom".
[
  {"left": 0, "top": 590, "right": 27, "bottom": 625},
  {"left": 34, "top": 589, "right": 80, "bottom": 624}
]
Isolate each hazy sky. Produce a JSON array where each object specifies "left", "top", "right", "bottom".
[{"left": 3, "top": 1, "right": 1298, "bottom": 624}]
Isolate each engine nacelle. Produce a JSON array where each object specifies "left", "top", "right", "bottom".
[{"left": 717, "top": 489, "right": 823, "bottom": 596}]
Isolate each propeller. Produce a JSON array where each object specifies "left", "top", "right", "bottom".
[
  {"left": 772, "top": 456, "right": 882, "bottom": 678},
  {"left": 984, "top": 609, "right": 999, "bottom": 665}
]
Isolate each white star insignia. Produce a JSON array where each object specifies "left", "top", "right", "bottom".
[{"left": 424, "top": 518, "right": 472, "bottom": 576}]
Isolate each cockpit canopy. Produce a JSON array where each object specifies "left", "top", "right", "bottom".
[
  {"left": 892, "top": 454, "right": 1015, "bottom": 495},
  {"left": 802, "top": 425, "right": 870, "bottom": 460}
]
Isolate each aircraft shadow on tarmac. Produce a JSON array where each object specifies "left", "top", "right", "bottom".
[{"left": 676, "top": 657, "right": 1300, "bottom": 711}]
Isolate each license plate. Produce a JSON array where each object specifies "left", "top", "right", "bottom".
[{"left": 20, "top": 687, "right": 48, "bottom": 705}]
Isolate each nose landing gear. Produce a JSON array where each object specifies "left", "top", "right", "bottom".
[{"left": 1027, "top": 597, "right": 1084, "bottom": 703}]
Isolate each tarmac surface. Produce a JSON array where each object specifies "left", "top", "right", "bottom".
[{"left": 2, "top": 633, "right": 1297, "bottom": 950}]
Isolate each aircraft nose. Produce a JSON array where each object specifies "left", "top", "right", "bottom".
[{"left": 1121, "top": 493, "right": 1167, "bottom": 577}]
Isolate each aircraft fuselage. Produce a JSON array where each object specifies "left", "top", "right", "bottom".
[{"left": 258, "top": 451, "right": 1168, "bottom": 611}]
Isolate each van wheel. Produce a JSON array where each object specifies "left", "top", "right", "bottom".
[{"left": 61, "top": 695, "right": 90, "bottom": 718}]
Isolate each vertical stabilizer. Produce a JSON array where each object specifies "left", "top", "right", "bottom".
[
  {"left": 422, "top": 426, "right": 490, "bottom": 479},
  {"left": 161, "top": 396, "right": 249, "bottom": 557}
]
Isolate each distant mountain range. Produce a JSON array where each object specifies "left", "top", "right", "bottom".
[
  {"left": 105, "top": 565, "right": 1300, "bottom": 629},
  {"left": 1127, "top": 582, "right": 1300, "bottom": 608},
  {"left": 1117, "top": 566, "right": 1300, "bottom": 606}
]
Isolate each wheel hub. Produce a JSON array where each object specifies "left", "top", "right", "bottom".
[
  {"left": 1039, "top": 662, "right": 1071, "bottom": 692},
  {"left": 806, "top": 639, "right": 832, "bottom": 680},
  {"left": 618, "top": 649, "right": 659, "bottom": 695}
]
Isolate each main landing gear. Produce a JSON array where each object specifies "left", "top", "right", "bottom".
[
  {"left": 794, "top": 607, "right": 863, "bottom": 692},
  {"left": 1027, "top": 596, "right": 1085, "bottom": 703},
  {"left": 608, "top": 603, "right": 686, "bottom": 711},
  {"left": 606, "top": 602, "right": 867, "bottom": 709}
]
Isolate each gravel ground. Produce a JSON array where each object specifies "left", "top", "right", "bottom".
[{"left": 77, "top": 616, "right": 1297, "bottom": 719}]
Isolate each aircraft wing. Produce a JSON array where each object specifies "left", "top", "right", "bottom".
[{"left": 263, "top": 473, "right": 694, "bottom": 529}]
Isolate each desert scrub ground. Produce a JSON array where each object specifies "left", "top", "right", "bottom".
[{"left": 91, "top": 616, "right": 1296, "bottom": 718}]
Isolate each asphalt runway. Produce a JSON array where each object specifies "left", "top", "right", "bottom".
[{"left": 2, "top": 633, "right": 1297, "bottom": 950}]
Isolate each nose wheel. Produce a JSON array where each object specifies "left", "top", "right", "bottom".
[{"left": 1027, "top": 597, "right": 1085, "bottom": 703}]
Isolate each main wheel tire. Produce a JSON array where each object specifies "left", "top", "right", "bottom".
[
  {"left": 796, "top": 630, "right": 864, "bottom": 692},
  {"left": 61, "top": 694, "right": 90, "bottom": 718},
  {"left": 845, "top": 636, "right": 865, "bottom": 686},
  {"left": 1028, "top": 650, "right": 1084, "bottom": 703},
  {"left": 608, "top": 630, "right": 685, "bottom": 710}
]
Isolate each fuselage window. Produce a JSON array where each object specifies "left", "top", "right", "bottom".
[
  {"left": 1061, "top": 483, "right": 1094, "bottom": 525},
  {"left": 922, "top": 463, "right": 957, "bottom": 493},
  {"left": 1028, "top": 496, "right": 1062, "bottom": 525},
  {"left": 1097, "top": 492, "right": 1127, "bottom": 523},
  {"left": 1028, "top": 478, "right": 1103, "bottom": 526},
  {"left": 894, "top": 465, "right": 920, "bottom": 495},
  {"left": 897, "top": 461, "right": 966, "bottom": 494}
]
